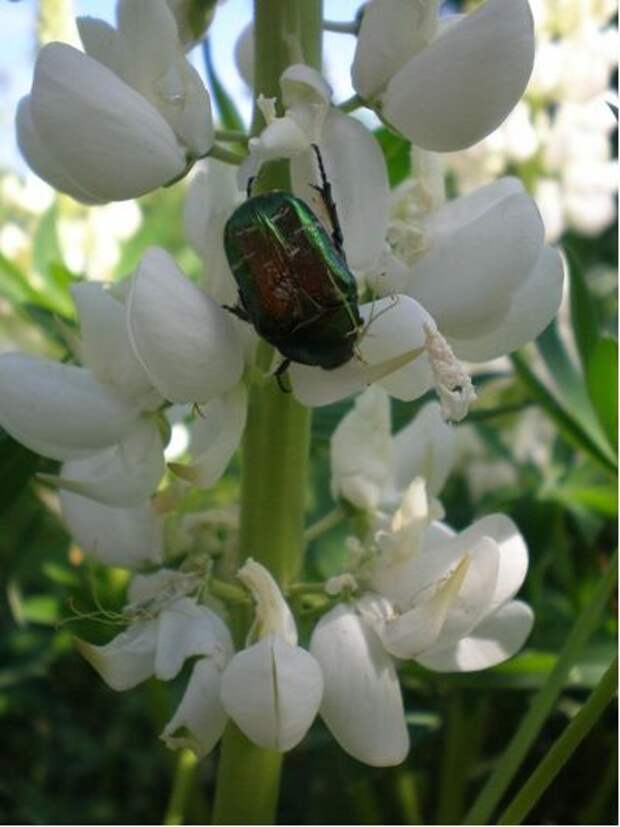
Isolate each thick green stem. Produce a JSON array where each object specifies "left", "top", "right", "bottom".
[{"left": 211, "top": 1, "right": 322, "bottom": 823}]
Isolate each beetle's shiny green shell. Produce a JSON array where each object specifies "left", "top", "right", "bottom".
[{"left": 224, "top": 191, "right": 362, "bottom": 369}]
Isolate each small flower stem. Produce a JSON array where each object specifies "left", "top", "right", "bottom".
[
  {"left": 338, "top": 93, "right": 365, "bottom": 113},
  {"left": 303, "top": 505, "right": 345, "bottom": 543},
  {"left": 214, "top": 129, "right": 249, "bottom": 144},
  {"left": 211, "top": 1, "right": 322, "bottom": 823},
  {"left": 209, "top": 578, "right": 251, "bottom": 606},
  {"left": 323, "top": 19, "right": 358, "bottom": 34},
  {"left": 164, "top": 749, "right": 199, "bottom": 826},
  {"left": 206, "top": 144, "right": 247, "bottom": 165}
]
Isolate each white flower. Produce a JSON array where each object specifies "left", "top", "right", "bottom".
[
  {"left": 445, "top": 4, "right": 618, "bottom": 240},
  {"left": 125, "top": 246, "right": 248, "bottom": 488},
  {"left": 330, "top": 387, "right": 455, "bottom": 512},
  {"left": 311, "top": 482, "right": 533, "bottom": 765},
  {"left": 351, "top": 0, "right": 535, "bottom": 151},
  {"left": 126, "top": 247, "right": 244, "bottom": 404},
  {"left": 375, "top": 173, "right": 565, "bottom": 363},
  {"left": 78, "top": 573, "right": 234, "bottom": 757},
  {"left": 220, "top": 560, "right": 324, "bottom": 752},
  {"left": 17, "top": 0, "right": 213, "bottom": 203},
  {"left": 0, "top": 274, "right": 172, "bottom": 510}
]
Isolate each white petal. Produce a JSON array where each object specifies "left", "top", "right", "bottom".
[
  {"left": 330, "top": 386, "right": 394, "bottom": 511},
  {"left": 369, "top": 527, "right": 463, "bottom": 612},
  {"left": 157, "top": 59, "right": 214, "bottom": 157},
  {"left": 249, "top": 116, "right": 311, "bottom": 162},
  {"left": 221, "top": 635, "right": 323, "bottom": 751},
  {"left": 72, "top": 282, "right": 160, "bottom": 408},
  {"left": 281, "top": 64, "right": 331, "bottom": 143},
  {"left": 234, "top": 22, "right": 253, "bottom": 87},
  {"left": 382, "top": 0, "right": 535, "bottom": 151},
  {"left": 183, "top": 162, "right": 241, "bottom": 305},
  {"left": 416, "top": 600, "right": 534, "bottom": 672},
  {"left": 76, "top": 620, "right": 158, "bottom": 690},
  {"left": 291, "top": 110, "right": 390, "bottom": 271},
  {"left": 352, "top": 0, "right": 439, "bottom": 100},
  {"left": 280, "top": 64, "right": 331, "bottom": 110},
  {"left": 127, "top": 248, "right": 244, "bottom": 403},
  {"left": 237, "top": 559, "right": 297, "bottom": 645},
  {"left": 449, "top": 246, "right": 565, "bottom": 362},
  {"left": 393, "top": 401, "right": 456, "bottom": 496},
  {"left": 155, "top": 598, "right": 233, "bottom": 681},
  {"left": 77, "top": 16, "right": 122, "bottom": 74},
  {"left": 429, "top": 536, "right": 500, "bottom": 652},
  {"left": 407, "top": 181, "right": 545, "bottom": 340},
  {"left": 361, "top": 578, "right": 460, "bottom": 660},
  {"left": 45, "top": 419, "right": 165, "bottom": 506},
  {"left": 59, "top": 491, "right": 163, "bottom": 567},
  {"left": 310, "top": 604, "right": 409, "bottom": 767},
  {"left": 0, "top": 353, "right": 139, "bottom": 461},
  {"left": 162, "top": 659, "right": 228, "bottom": 756},
  {"left": 28, "top": 43, "right": 185, "bottom": 202},
  {"left": 16, "top": 96, "right": 103, "bottom": 204},
  {"left": 290, "top": 296, "right": 433, "bottom": 407},
  {"left": 173, "top": 384, "right": 247, "bottom": 488},
  {"left": 456, "top": 514, "right": 529, "bottom": 614}
]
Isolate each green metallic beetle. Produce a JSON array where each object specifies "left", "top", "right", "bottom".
[{"left": 223, "top": 146, "right": 363, "bottom": 381}]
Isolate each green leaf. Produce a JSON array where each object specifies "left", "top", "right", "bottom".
[
  {"left": 512, "top": 351, "right": 617, "bottom": 474},
  {"left": 32, "top": 206, "right": 76, "bottom": 316},
  {"left": 202, "top": 38, "right": 245, "bottom": 131},
  {"left": 566, "top": 246, "right": 600, "bottom": 371},
  {"left": 374, "top": 126, "right": 411, "bottom": 188},
  {"left": 464, "top": 551, "right": 618, "bottom": 825},
  {"left": 498, "top": 658, "right": 617, "bottom": 825},
  {"left": 586, "top": 336, "right": 618, "bottom": 450},
  {"left": 0, "top": 253, "right": 40, "bottom": 305}
]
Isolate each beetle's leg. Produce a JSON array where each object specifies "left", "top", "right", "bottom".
[
  {"left": 222, "top": 302, "right": 251, "bottom": 323},
  {"left": 310, "top": 143, "right": 346, "bottom": 258},
  {"left": 274, "top": 358, "right": 292, "bottom": 393},
  {"left": 246, "top": 175, "right": 256, "bottom": 199}
]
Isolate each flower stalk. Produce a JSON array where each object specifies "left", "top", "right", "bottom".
[{"left": 211, "top": 1, "right": 322, "bottom": 822}]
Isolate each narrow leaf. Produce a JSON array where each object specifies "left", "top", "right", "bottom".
[
  {"left": 464, "top": 551, "right": 618, "bottom": 825},
  {"left": 203, "top": 38, "right": 245, "bottom": 131},
  {"left": 498, "top": 658, "right": 618, "bottom": 825},
  {"left": 566, "top": 247, "right": 600, "bottom": 372},
  {"left": 586, "top": 337, "right": 618, "bottom": 450}
]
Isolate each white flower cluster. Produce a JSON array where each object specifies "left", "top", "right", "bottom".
[
  {"left": 76, "top": 390, "right": 533, "bottom": 766},
  {"left": 445, "top": 0, "right": 619, "bottom": 241},
  {"left": 1, "top": 0, "right": 553, "bottom": 766}
]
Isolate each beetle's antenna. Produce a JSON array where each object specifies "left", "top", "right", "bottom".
[
  {"left": 311, "top": 144, "right": 346, "bottom": 257},
  {"left": 358, "top": 294, "right": 400, "bottom": 343}
]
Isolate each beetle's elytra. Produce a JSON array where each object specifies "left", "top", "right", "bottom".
[{"left": 223, "top": 148, "right": 362, "bottom": 376}]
